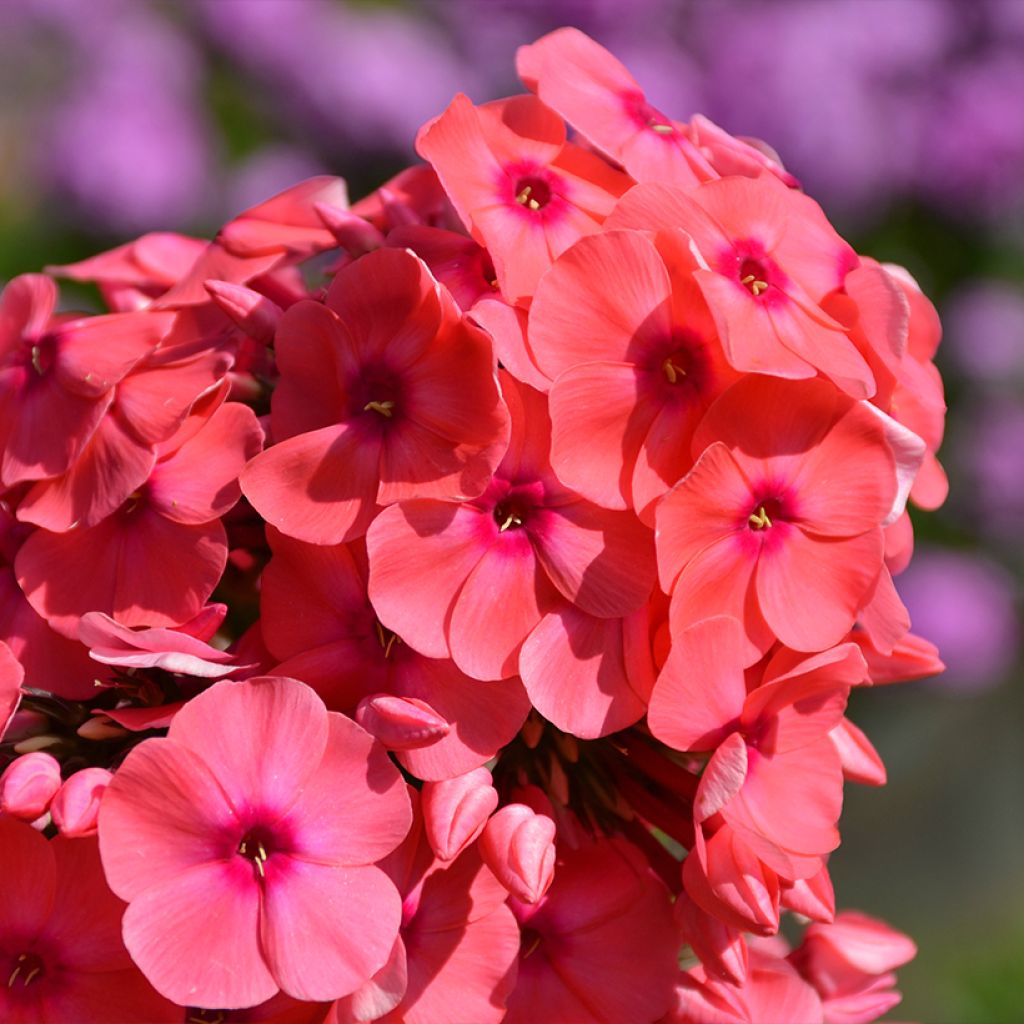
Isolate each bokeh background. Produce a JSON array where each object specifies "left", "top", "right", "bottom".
[{"left": 1, "top": 1, "right": 1022, "bottom": 1019}]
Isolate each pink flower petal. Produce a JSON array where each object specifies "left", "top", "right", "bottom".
[
  {"left": 121, "top": 858, "right": 276, "bottom": 1009},
  {"left": 98, "top": 738, "right": 239, "bottom": 902},
  {"left": 756, "top": 528, "right": 884, "bottom": 652},
  {"left": 279, "top": 712, "right": 411, "bottom": 866},
  {"left": 241, "top": 423, "right": 382, "bottom": 545},
  {"left": 261, "top": 860, "right": 402, "bottom": 1002},
  {"left": 530, "top": 500, "right": 655, "bottom": 618},
  {"left": 367, "top": 500, "right": 492, "bottom": 661},
  {"left": 519, "top": 604, "right": 647, "bottom": 739},
  {"left": 168, "top": 676, "right": 329, "bottom": 820}
]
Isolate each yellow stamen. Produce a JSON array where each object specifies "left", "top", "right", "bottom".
[
  {"left": 257, "top": 842, "right": 268, "bottom": 862},
  {"left": 521, "top": 932, "right": 542, "bottom": 959},
  {"left": 516, "top": 185, "right": 532, "bottom": 205},
  {"left": 364, "top": 400, "right": 395, "bottom": 418},
  {"left": 30, "top": 345, "right": 44, "bottom": 375},
  {"left": 740, "top": 274, "right": 768, "bottom": 296},
  {"left": 748, "top": 506, "right": 773, "bottom": 530},
  {"left": 649, "top": 122, "right": 674, "bottom": 135},
  {"left": 498, "top": 511, "right": 523, "bottom": 532},
  {"left": 384, "top": 633, "right": 400, "bottom": 659},
  {"left": 23, "top": 968, "right": 40, "bottom": 986},
  {"left": 662, "top": 357, "right": 685, "bottom": 383}
]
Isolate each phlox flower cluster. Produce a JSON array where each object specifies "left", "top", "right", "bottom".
[{"left": 0, "top": 28, "right": 944, "bottom": 1024}]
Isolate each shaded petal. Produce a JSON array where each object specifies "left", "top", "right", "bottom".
[
  {"left": 520, "top": 604, "right": 647, "bottom": 739},
  {"left": 449, "top": 532, "right": 555, "bottom": 680},
  {"left": 148, "top": 402, "right": 263, "bottom": 524},
  {"left": 647, "top": 616, "right": 749, "bottom": 752},
  {"left": 367, "top": 501, "right": 492, "bottom": 661},
  {"left": 241, "top": 424, "right": 381, "bottom": 545},
  {"left": 548, "top": 362, "right": 653, "bottom": 510},
  {"left": 530, "top": 501, "right": 655, "bottom": 617}
]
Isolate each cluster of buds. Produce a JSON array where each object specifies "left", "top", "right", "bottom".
[{"left": 0, "top": 28, "right": 941, "bottom": 1024}]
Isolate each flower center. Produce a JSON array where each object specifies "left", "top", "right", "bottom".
[
  {"left": 514, "top": 177, "right": 552, "bottom": 211},
  {"left": 519, "top": 926, "right": 544, "bottom": 959},
  {"left": 739, "top": 258, "right": 769, "bottom": 297},
  {"left": 26, "top": 334, "right": 56, "bottom": 377},
  {"left": 494, "top": 501, "right": 527, "bottom": 532},
  {"left": 237, "top": 828, "right": 276, "bottom": 879},
  {"left": 7, "top": 952, "right": 44, "bottom": 989},
  {"left": 374, "top": 620, "right": 402, "bottom": 659},
  {"left": 748, "top": 496, "right": 783, "bottom": 530}
]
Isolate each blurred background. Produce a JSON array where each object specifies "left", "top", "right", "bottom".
[{"left": 1, "top": 0, "right": 1021, "bottom": 1019}]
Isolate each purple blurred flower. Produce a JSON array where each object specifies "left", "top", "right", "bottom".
[
  {"left": 922, "top": 49, "right": 1024, "bottom": 218},
  {"left": 690, "top": 0, "right": 952, "bottom": 222},
  {"left": 32, "top": 2, "right": 215, "bottom": 232},
  {"left": 943, "top": 280, "right": 1024, "bottom": 385},
  {"left": 896, "top": 547, "right": 1020, "bottom": 693},
  {"left": 954, "top": 398, "right": 1024, "bottom": 543},
  {"left": 196, "top": 0, "right": 469, "bottom": 154}
]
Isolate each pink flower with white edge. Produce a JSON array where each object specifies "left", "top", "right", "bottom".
[{"left": 98, "top": 675, "right": 412, "bottom": 1009}]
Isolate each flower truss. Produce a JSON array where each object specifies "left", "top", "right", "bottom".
[{"left": 0, "top": 27, "right": 944, "bottom": 1024}]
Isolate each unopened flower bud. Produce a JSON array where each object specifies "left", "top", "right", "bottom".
[
  {"left": 314, "top": 202, "right": 386, "bottom": 254},
  {"left": 422, "top": 767, "right": 498, "bottom": 861},
  {"left": 50, "top": 767, "right": 112, "bottom": 838},
  {"left": 356, "top": 694, "right": 450, "bottom": 750},
  {"left": 480, "top": 803, "right": 556, "bottom": 904},
  {"left": 204, "top": 280, "right": 282, "bottom": 345},
  {"left": 0, "top": 751, "right": 61, "bottom": 819}
]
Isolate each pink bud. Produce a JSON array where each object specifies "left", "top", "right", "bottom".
[
  {"left": 355, "top": 694, "right": 450, "bottom": 750},
  {"left": 314, "top": 202, "right": 386, "bottom": 254},
  {"left": 479, "top": 803, "right": 557, "bottom": 904},
  {"left": 422, "top": 767, "right": 499, "bottom": 861},
  {"left": 0, "top": 751, "right": 61, "bottom": 820},
  {"left": 50, "top": 767, "right": 112, "bottom": 838},
  {"left": 204, "top": 280, "right": 283, "bottom": 344}
]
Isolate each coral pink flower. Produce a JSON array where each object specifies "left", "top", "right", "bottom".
[
  {"left": 608, "top": 174, "right": 875, "bottom": 398},
  {"left": 367, "top": 374, "right": 656, "bottom": 683},
  {"left": 529, "top": 227, "right": 738, "bottom": 517},
  {"left": 650, "top": 618, "right": 865, "bottom": 876},
  {"left": 517, "top": 28, "right": 726, "bottom": 188},
  {"left": 0, "top": 817, "right": 178, "bottom": 1023},
  {"left": 242, "top": 247, "right": 510, "bottom": 544},
  {"left": 259, "top": 528, "right": 530, "bottom": 780},
  {"left": 0, "top": 274, "right": 172, "bottom": 487},
  {"left": 416, "top": 93, "right": 632, "bottom": 300},
  {"left": 790, "top": 912, "right": 917, "bottom": 1024},
  {"left": 15, "top": 399, "right": 263, "bottom": 638},
  {"left": 479, "top": 803, "right": 557, "bottom": 904},
  {"left": 668, "top": 947, "right": 823, "bottom": 1024},
  {"left": 48, "top": 232, "right": 207, "bottom": 311},
  {"left": 657, "top": 376, "right": 916, "bottom": 656},
  {"left": 98, "top": 676, "right": 412, "bottom": 1008},
  {"left": 505, "top": 836, "right": 678, "bottom": 1024},
  {"left": 333, "top": 794, "right": 520, "bottom": 1024}
]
